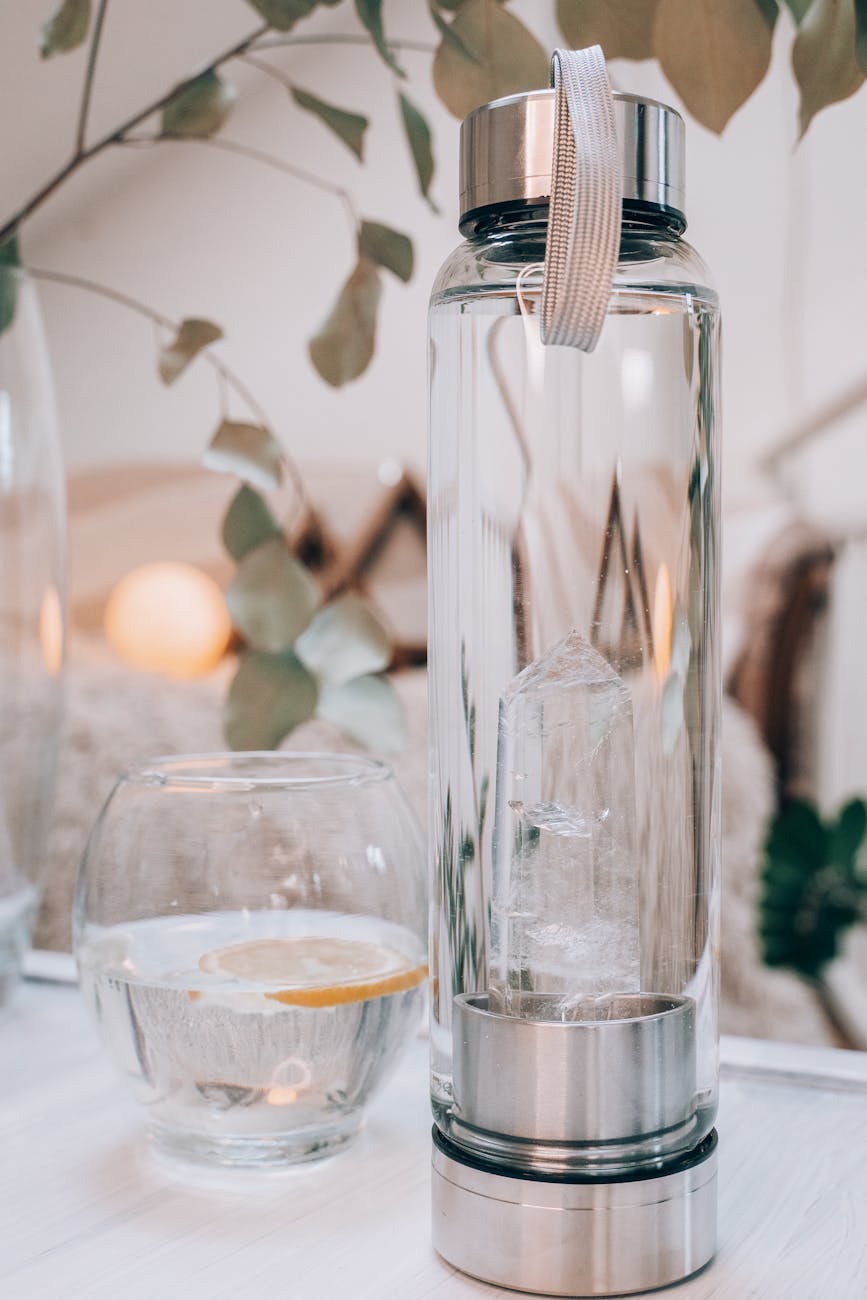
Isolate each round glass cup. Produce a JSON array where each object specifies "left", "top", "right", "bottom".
[{"left": 73, "top": 753, "right": 427, "bottom": 1167}]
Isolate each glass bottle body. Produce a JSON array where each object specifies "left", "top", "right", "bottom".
[
  {"left": 0, "top": 272, "right": 65, "bottom": 1007},
  {"left": 428, "top": 212, "right": 721, "bottom": 1174}
]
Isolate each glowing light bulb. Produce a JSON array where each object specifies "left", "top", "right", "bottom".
[
  {"left": 39, "top": 585, "right": 64, "bottom": 676},
  {"left": 104, "top": 562, "right": 232, "bottom": 680}
]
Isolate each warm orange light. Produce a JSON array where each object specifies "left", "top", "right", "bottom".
[
  {"left": 104, "top": 561, "right": 232, "bottom": 680},
  {"left": 653, "top": 563, "right": 673, "bottom": 681},
  {"left": 39, "top": 585, "right": 64, "bottom": 676},
  {"left": 267, "top": 1086, "right": 299, "bottom": 1107}
]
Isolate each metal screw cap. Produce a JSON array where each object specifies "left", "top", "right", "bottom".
[{"left": 459, "top": 89, "right": 686, "bottom": 233}]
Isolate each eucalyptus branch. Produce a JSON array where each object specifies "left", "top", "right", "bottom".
[
  {"left": 0, "top": 22, "right": 269, "bottom": 247},
  {"left": 75, "top": 0, "right": 110, "bottom": 154},
  {"left": 27, "top": 264, "right": 308, "bottom": 511},
  {"left": 121, "top": 134, "right": 359, "bottom": 231}
]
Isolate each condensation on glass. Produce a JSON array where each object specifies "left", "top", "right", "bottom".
[{"left": 428, "top": 91, "right": 721, "bottom": 1178}]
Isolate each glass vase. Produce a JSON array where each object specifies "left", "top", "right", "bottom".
[{"left": 0, "top": 268, "right": 66, "bottom": 1008}]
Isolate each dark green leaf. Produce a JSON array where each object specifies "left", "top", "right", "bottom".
[
  {"left": 225, "top": 650, "right": 318, "bottom": 749},
  {"left": 654, "top": 0, "right": 774, "bottom": 133},
  {"left": 754, "top": 0, "right": 780, "bottom": 25},
  {"left": 204, "top": 420, "right": 284, "bottom": 492},
  {"left": 226, "top": 537, "right": 319, "bottom": 651},
  {"left": 399, "top": 92, "right": 438, "bottom": 210},
  {"left": 792, "top": 0, "right": 866, "bottom": 136},
  {"left": 222, "top": 484, "right": 283, "bottom": 561},
  {"left": 782, "top": 0, "right": 813, "bottom": 20},
  {"left": 40, "top": 0, "right": 90, "bottom": 58},
  {"left": 308, "top": 258, "right": 381, "bottom": 387},
  {"left": 318, "top": 673, "right": 408, "bottom": 751},
  {"left": 857, "top": 0, "right": 867, "bottom": 71},
  {"left": 765, "top": 797, "right": 827, "bottom": 870},
  {"left": 291, "top": 86, "right": 368, "bottom": 160},
  {"left": 161, "top": 70, "right": 237, "bottom": 139},
  {"left": 355, "top": 0, "right": 405, "bottom": 77},
  {"left": 0, "top": 235, "right": 21, "bottom": 338},
  {"left": 432, "top": 0, "right": 549, "bottom": 120},
  {"left": 556, "top": 0, "right": 660, "bottom": 59},
  {"left": 295, "top": 592, "right": 391, "bottom": 684},
  {"left": 358, "top": 220, "right": 414, "bottom": 283},
  {"left": 759, "top": 797, "right": 864, "bottom": 978},
  {"left": 158, "top": 318, "right": 223, "bottom": 385},
  {"left": 831, "top": 798, "right": 867, "bottom": 870}
]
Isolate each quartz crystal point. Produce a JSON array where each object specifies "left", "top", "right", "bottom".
[{"left": 491, "top": 631, "right": 640, "bottom": 1019}]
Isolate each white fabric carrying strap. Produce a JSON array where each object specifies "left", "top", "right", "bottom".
[{"left": 541, "top": 46, "right": 622, "bottom": 352}]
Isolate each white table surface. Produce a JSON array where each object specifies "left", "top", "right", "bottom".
[{"left": 3, "top": 980, "right": 867, "bottom": 1300}]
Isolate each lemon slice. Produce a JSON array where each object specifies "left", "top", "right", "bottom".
[{"left": 198, "top": 936, "right": 427, "bottom": 1008}]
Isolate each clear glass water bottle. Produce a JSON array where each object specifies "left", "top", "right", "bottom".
[{"left": 428, "top": 88, "right": 720, "bottom": 1295}]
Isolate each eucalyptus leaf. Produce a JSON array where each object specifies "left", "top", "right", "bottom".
[
  {"left": 204, "top": 420, "right": 284, "bottom": 492},
  {"left": 428, "top": 1, "right": 481, "bottom": 61},
  {"left": 358, "top": 220, "right": 414, "bottom": 283},
  {"left": 857, "top": 0, "right": 867, "bottom": 71},
  {"left": 161, "top": 70, "right": 237, "bottom": 139},
  {"left": 222, "top": 484, "right": 282, "bottom": 561},
  {"left": 291, "top": 86, "right": 368, "bottom": 160},
  {"left": 399, "top": 93, "right": 438, "bottom": 210},
  {"left": 243, "top": 0, "right": 343, "bottom": 28},
  {"left": 432, "top": 0, "right": 549, "bottom": 120},
  {"left": 296, "top": 592, "right": 391, "bottom": 685},
  {"left": 669, "top": 603, "right": 692, "bottom": 679},
  {"left": 225, "top": 650, "right": 318, "bottom": 750},
  {"left": 158, "top": 318, "right": 223, "bottom": 385},
  {"left": 355, "top": 0, "right": 406, "bottom": 77},
  {"left": 793, "top": 0, "right": 865, "bottom": 135},
  {"left": 556, "top": 0, "right": 660, "bottom": 60},
  {"left": 308, "top": 258, "right": 381, "bottom": 388},
  {"left": 226, "top": 537, "right": 319, "bottom": 651},
  {"left": 661, "top": 671, "right": 685, "bottom": 755},
  {"left": 40, "top": 0, "right": 90, "bottom": 58},
  {"left": 0, "top": 235, "right": 21, "bottom": 338},
  {"left": 318, "top": 673, "right": 408, "bottom": 752},
  {"left": 654, "top": 0, "right": 774, "bottom": 133},
  {"left": 244, "top": 0, "right": 317, "bottom": 29}
]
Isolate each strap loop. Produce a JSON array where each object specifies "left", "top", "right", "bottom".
[{"left": 541, "top": 46, "right": 622, "bottom": 353}]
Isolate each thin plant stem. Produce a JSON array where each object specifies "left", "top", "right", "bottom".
[
  {"left": 121, "top": 134, "right": 359, "bottom": 231},
  {"left": 75, "top": 0, "right": 111, "bottom": 154},
  {"left": 252, "top": 33, "right": 436, "bottom": 54},
  {"left": 0, "top": 22, "right": 269, "bottom": 246},
  {"left": 26, "top": 264, "right": 308, "bottom": 513},
  {"left": 238, "top": 53, "right": 294, "bottom": 92}
]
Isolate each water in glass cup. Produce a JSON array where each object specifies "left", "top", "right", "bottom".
[{"left": 77, "top": 908, "right": 426, "bottom": 1165}]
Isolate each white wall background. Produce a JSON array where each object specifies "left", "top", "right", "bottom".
[{"left": 2, "top": 0, "right": 866, "bottom": 526}]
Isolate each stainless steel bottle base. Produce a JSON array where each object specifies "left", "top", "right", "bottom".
[{"left": 431, "top": 1127, "right": 718, "bottom": 1297}]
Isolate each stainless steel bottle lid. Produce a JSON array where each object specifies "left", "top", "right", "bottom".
[{"left": 459, "top": 89, "right": 686, "bottom": 232}]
